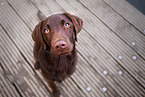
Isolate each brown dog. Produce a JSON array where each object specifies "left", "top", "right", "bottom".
[{"left": 32, "top": 12, "right": 83, "bottom": 97}]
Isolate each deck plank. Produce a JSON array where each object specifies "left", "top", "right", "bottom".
[
  {"left": 0, "top": 67, "right": 20, "bottom": 97},
  {"left": 0, "top": 0, "right": 34, "bottom": 63},
  {"left": 75, "top": 54, "right": 120, "bottom": 97},
  {"left": 1, "top": 25, "right": 51, "bottom": 97},
  {"left": 80, "top": 0, "right": 145, "bottom": 58},
  {"left": 78, "top": 30, "right": 145, "bottom": 96},
  {"left": 103, "top": 0, "right": 145, "bottom": 34}
]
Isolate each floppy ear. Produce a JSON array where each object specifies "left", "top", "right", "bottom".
[
  {"left": 32, "top": 21, "right": 47, "bottom": 49},
  {"left": 63, "top": 13, "right": 83, "bottom": 41}
]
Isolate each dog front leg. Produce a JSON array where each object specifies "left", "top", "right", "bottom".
[{"left": 47, "top": 81, "right": 60, "bottom": 97}]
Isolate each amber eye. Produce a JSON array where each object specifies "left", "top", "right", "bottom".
[
  {"left": 44, "top": 29, "right": 49, "bottom": 34},
  {"left": 64, "top": 23, "right": 70, "bottom": 28}
]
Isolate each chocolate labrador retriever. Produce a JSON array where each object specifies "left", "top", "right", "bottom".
[{"left": 32, "top": 12, "right": 83, "bottom": 97}]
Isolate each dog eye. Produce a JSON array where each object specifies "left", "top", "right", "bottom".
[
  {"left": 44, "top": 29, "right": 49, "bottom": 34},
  {"left": 64, "top": 23, "right": 70, "bottom": 28}
]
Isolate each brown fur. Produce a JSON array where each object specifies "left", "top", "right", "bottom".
[{"left": 32, "top": 12, "right": 83, "bottom": 97}]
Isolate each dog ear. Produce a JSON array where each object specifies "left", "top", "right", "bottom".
[
  {"left": 32, "top": 21, "right": 47, "bottom": 49},
  {"left": 63, "top": 13, "right": 83, "bottom": 41}
]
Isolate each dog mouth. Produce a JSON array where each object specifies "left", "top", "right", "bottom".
[{"left": 59, "top": 52, "right": 70, "bottom": 56}]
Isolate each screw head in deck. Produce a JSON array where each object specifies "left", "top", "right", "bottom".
[
  {"left": 118, "top": 71, "right": 123, "bottom": 75},
  {"left": 1, "top": 2, "right": 4, "bottom": 5},
  {"left": 131, "top": 42, "right": 136, "bottom": 46},
  {"left": 118, "top": 56, "right": 122, "bottom": 60},
  {"left": 86, "top": 87, "right": 91, "bottom": 91},
  {"left": 132, "top": 56, "right": 137, "bottom": 60},
  {"left": 102, "top": 87, "right": 107, "bottom": 92},
  {"left": 103, "top": 70, "right": 108, "bottom": 75}
]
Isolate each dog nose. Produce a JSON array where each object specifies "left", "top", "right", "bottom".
[{"left": 55, "top": 40, "right": 67, "bottom": 51}]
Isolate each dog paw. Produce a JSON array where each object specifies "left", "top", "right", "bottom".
[{"left": 52, "top": 91, "right": 61, "bottom": 97}]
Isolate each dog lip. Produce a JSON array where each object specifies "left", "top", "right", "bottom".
[{"left": 59, "top": 52, "right": 69, "bottom": 56}]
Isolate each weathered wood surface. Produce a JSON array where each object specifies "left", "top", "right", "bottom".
[{"left": 1, "top": 0, "right": 145, "bottom": 97}]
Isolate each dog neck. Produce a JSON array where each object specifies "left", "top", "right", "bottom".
[
  {"left": 39, "top": 46, "right": 77, "bottom": 81},
  {"left": 41, "top": 46, "right": 76, "bottom": 66}
]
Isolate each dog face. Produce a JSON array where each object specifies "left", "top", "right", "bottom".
[{"left": 32, "top": 13, "right": 83, "bottom": 56}]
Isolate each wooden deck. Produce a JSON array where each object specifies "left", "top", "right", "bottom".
[{"left": 1, "top": 0, "right": 145, "bottom": 97}]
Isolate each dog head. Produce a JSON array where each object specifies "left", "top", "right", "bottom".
[{"left": 32, "top": 13, "right": 83, "bottom": 56}]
